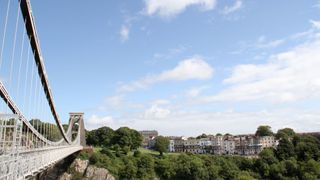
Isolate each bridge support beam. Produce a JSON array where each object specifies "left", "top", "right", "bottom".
[
  {"left": 20, "top": 0, "right": 70, "bottom": 143},
  {"left": 69, "top": 113, "right": 86, "bottom": 146}
]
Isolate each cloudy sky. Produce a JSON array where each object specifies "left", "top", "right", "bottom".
[{"left": 24, "top": 0, "right": 320, "bottom": 136}]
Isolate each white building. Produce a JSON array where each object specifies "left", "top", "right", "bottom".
[
  {"left": 200, "top": 138, "right": 212, "bottom": 146},
  {"left": 223, "top": 140, "right": 235, "bottom": 154},
  {"left": 169, "top": 140, "right": 175, "bottom": 152}
]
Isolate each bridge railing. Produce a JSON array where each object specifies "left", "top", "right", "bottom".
[
  {"left": 0, "top": 0, "right": 86, "bottom": 178},
  {"left": 0, "top": 114, "right": 83, "bottom": 180},
  {"left": 0, "top": 114, "right": 21, "bottom": 156}
]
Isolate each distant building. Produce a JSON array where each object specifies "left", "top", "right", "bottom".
[
  {"left": 169, "top": 140, "right": 175, "bottom": 152},
  {"left": 140, "top": 130, "right": 279, "bottom": 156},
  {"left": 173, "top": 138, "right": 185, "bottom": 153},
  {"left": 139, "top": 130, "right": 158, "bottom": 137},
  {"left": 223, "top": 139, "right": 235, "bottom": 155},
  {"left": 139, "top": 130, "right": 158, "bottom": 148},
  {"left": 184, "top": 139, "right": 202, "bottom": 154},
  {"left": 257, "top": 136, "right": 276, "bottom": 148},
  {"left": 167, "top": 136, "right": 186, "bottom": 152},
  {"left": 148, "top": 137, "right": 156, "bottom": 149},
  {"left": 212, "top": 135, "right": 224, "bottom": 155},
  {"left": 199, "top": 138, "right": 212, "bottom": 154}
]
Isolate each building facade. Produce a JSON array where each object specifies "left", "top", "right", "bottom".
[
  {"left": 139, "top": 130, "right": 158, "bottom": 148},
  {"left": 140, "top": 132, "right": 278, "bottom": 156}
]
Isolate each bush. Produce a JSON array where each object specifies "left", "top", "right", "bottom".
[
  {"left": 79, "top": 151, "right": 90, "bottom": 160},
  {"left": 89, "top": 153, "right": 100, "bottom": 165}
]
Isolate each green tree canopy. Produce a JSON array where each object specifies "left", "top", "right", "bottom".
[
  {"left": 111, "top": 127, "right": 143, "bottom": 152},
  {"left": 276, "top": 128, "right": 295, "bottom": 139},
  {"left": 154, "top": 136, "right": 169, "bottom": 156},
  {"left": 276, "top": 138, "right": 296, "bottom": 160},
  {"left": 196, "top": 133, "right": 208, "bottom": 139},
  {"left": 255, "top": 125, "right": 273, "bottom": 136},
  {"left": 86, "top": 126, "right": 142, "bottom": 151},
  {"left": 86, "top": 126, "right": 114, "bottom": 146}
]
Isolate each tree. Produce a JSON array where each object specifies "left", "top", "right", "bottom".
[
  {"left": 86, "top": 126, "right": 114, "bottom": 146},
  {"left": 259, "top": 148, "right": 278, "bottom": 164},
  {"left": 131, "top": 129, "right": 143, "bottom": 150},
  {"left": 255, "top": 125, "right": 273, "bottom": 136},
  {"left": 189, "top": 156, "right": 209, "bottom": 179},
  {"left": 269, "top": 162, "right": 285, "bottom": 180},
  {"left": 155, "top": 157, "right": 176, "bottom": 179},
  {"left": 282, "top": 158, "right": 298, "bottom": 178},
  {"left": 294, "top": 135, "right": 320, "bottom": 161},
  {"left": 276, "top": 128, "right": 295, "bottom": 139},
  {"left": 120, "top": 157, "right": 137, "bottom": 179},
  {"left": 256, "top": 148, "right": 278, "bottom": 178},
  {"left": 174, "top": 154, "right": 195, "bottom": 179},
  {"left": 236, "top": 171, "right": 256, "bottom": 180},
  {"left": 97, "top": 126, "right": 115, "bottom": 146},
  {"left": 154, "top": 136, "right": 169, "bottom": 156},
  {"left": 276, "top": 138, "right": 296, "bottom": 160},
  {"left": 86, "top": 126, "right": 142, "bottom": 152},
  {"left": 219, "top": 157, "right": 240, "bottom": 180},
  {"left": 306, "top": 159, "right": 320, "bottom": 177},
  {"left": 136, "top": 154, "right": 155, "bottom": 179},
  {"left": 111, "top": 127, "right": 142, "bottom": 151},
  {"left": 196, "top": 133, "right": 208, "bottom": 139}
]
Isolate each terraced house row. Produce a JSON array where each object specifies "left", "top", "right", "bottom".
[{"left": 167, "top": 134, "right": 278, "bottom": 156}]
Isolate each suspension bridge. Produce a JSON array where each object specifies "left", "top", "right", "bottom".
[{"left": 0, "top": 0, "right": 86, "bottom": 179}]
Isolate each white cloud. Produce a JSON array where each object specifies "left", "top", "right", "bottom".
[
  {"left": 186, "top": 86, "right": 208, "bottom": 97},
  {"left": 290, "top": 29, "right": 314, "bottom": 40},
  {"left": 120, "top": 25, "right": 130, "bottom": 41},
  {"left": 87, "top": 109, "right": 320, "bottom": 136},
  {"left": 253, "top": 35, "right": 285, "bottom": 49},
  {"left": 256, "top": 39, "right": 285, "bottom": 49},
  {"left": 222, "top": 0, "right": 243, "bottom": 15},
  {"left": 97, "top": 94, "right": 145, "bottom": 113},
  {"left": 152, "top": 99, "right": 171, "bottom": 105},
  {"left": 107, "top": 95, "right": 124, "bottom": 106},
  {"left": 231, "top": 36, "right": 286, "bottom": 55},
  {"left": 205, "top": 32, "right": 320, "bottom": 103},
  {"left": 143, "top": 0, "right": 217, "bottom": 18},
  {"left": 118, "top": 57, "right": 214, "bottom": 92},
  {"left": 86, "top": 115, "right": 115, "bottom": 130},
  {"left": 144, "top": 104, "right": 171, "bottom": 119},
  {"left": 159, "top": 57, "right": 213, "bottom": 80},
  {"left": 310, "top": 20, "right": 320, "bottom": 29},
  {"left": 223, "top": 64, "right": 278, "bottom": 84},
  {"left": 150, "top": 45, "right": 188, "bottom": 63}
]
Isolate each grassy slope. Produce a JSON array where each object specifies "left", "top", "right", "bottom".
[{"left": 137, "top": 147, "right": 180, "bottom": 156}]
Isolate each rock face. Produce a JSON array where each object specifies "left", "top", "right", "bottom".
[
  {"left": 61, "top": 158, "right": 115, "bottom": 180},
  {"left": 72, "top": 159, "right": 89, "bottom": 174},
  {"left": 85, "top": 166, "right": 115, "bottom": 180},
  {"left": 59, "top": 172, "right": 71, "bottom": 180}
]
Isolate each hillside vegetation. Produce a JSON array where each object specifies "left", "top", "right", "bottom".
[{"left": 82, "top": 126, "right": 320, "bottom": 180}]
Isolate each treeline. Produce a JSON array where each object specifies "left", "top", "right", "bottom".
[
  {"left": 86, "top": 126, "right": 142, "bottom": 154},
  {"left": 82, "top": 126, "right": 320, "bottom": 180}
]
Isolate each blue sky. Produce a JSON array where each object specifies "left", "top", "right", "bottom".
[{"left": 18, "top": 0, "right": 320, "bottom": 136}]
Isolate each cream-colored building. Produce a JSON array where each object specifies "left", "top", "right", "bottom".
[
  {"left": 223, "top": 139, "right": 235, "bottom": 154},
  {"left": 257, "top": 136, "right": 276, "bottom": 148},
  {"left": 184, "top": 139, "right": 202, "bottom": 154}
]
